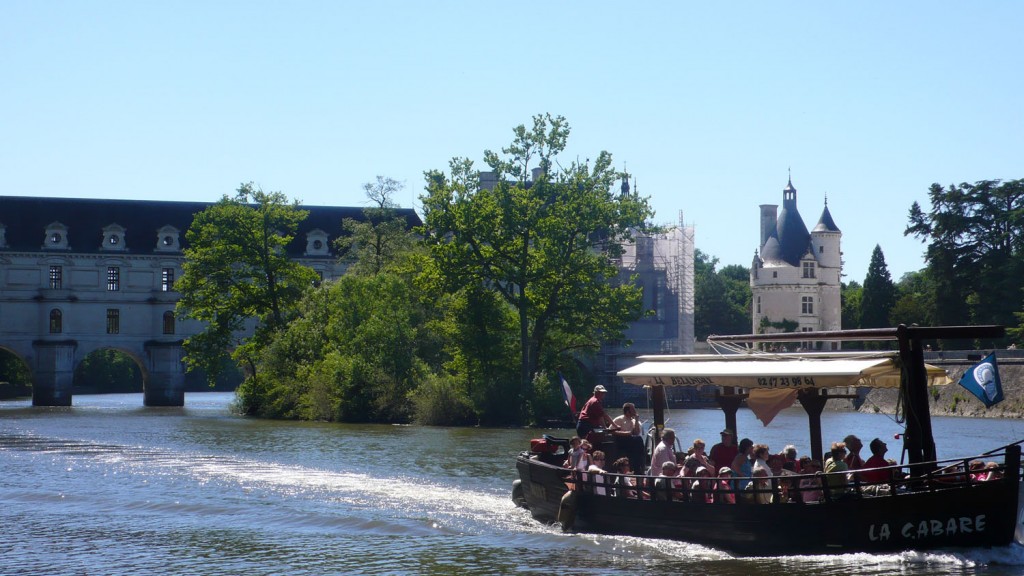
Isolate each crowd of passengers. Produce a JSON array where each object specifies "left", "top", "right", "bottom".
[{"left": 562, "top": 410, "right": 1004, "bottom": 504}]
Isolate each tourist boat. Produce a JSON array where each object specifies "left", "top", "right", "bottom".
[{"left": 512, "top": 325, "right": 1024, "bottom": 556}]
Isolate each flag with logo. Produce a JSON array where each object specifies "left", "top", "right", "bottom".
[
  {"left": 558, "top": 372, "right": 577, "bottom": 420},
  {"left": 958, "top": 352, "right": 1003, "bottom": 408}
]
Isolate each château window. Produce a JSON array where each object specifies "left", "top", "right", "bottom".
[
  {"left": 107, "top": 267, "right": 120, "bottom": 291},
  {"left": 802, "top": 262, "right": 816, "bottom": 279},
  {"left": 756, "top": 296, "right": 761, "bottom": 314},
  {"left": 801, "top": 296, "right": 814, "bottom": 315},
  {"left": 162, "top": 311, "right": 175, "bottom": 334},
  {"left": 49, "top": 309, "right": 62, "bottom": 333},
  {"left": 106, "top": 309, "right": 120, "bottom": 334},
  {"left": 161, "top": 268, "right": 175, "bottom": 292},
  {"left": 49, "top": 266, "right": 63, "bottom": 289}
]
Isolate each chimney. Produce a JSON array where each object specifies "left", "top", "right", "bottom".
[{"left": 759, "top": 204, "right": 778, "bottom": 246}]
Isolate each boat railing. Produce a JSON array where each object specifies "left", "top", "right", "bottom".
[{"left": 574, "top": 443, "right": 1022, "bottom": 503}]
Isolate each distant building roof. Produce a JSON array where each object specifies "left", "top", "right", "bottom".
[
  {"left": 772, "top": 179, "right": 811, "bottom": 266},
  {"left": 812, "top": 203, "right": 841, "bottom": 233},
  {"left": 0, "top": 195, "right": 420, "bottom": 257}
]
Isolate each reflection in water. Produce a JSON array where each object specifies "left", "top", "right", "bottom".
[{"left": 0, "top": 393, "right": 1022, "bottom": 575}]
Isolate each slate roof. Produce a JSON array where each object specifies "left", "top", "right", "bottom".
[
  {"left": 812, "top": 204, "right": 840, "bottom": 233},
  {"left": 769, "top": 179, "right": 811, "bottom": 266},
  {"left": 0, "top": 196, "right": 420, "bottom": 257}
]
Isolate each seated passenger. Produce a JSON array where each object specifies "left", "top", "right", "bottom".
[
  {"left": 968, "top": 459, "right": 986, "bottom": 482},
  {"left": 781, "top": 445, "right": 801, "bottom": 473},
  {"left": 678, "top": 455, "right": 701, "bottom": 501},
  {"left": 709, "top": 429, "right": 738, "bottom": 475},
  {"left": 823, "top": 442, "right": 851, "bottom": 498},
  {"left": 752, "top": 444, "right": 771, "bottom": 471},
  {"left": 715, "top": 466, "right": 736, "bottom": 504},
  {"left": 653, "top": 461, "right": 680, "bottom": 501},
  {"left": 690, "top": 466, "right": 715, "bottom": 503},
  {"left": 743, "top": 466, "right": 773, "bottom": 504},
  {"left": 587, "top": 451, "right": 608, "bottom": 495},
  {"left": 731, "top": 438, "right": 754, "bottom": 491},
  {"left": 689, "top": 438, "right": 715, "bottom": 473},
  {"left": 610, "top": 457, "right": 636, "bottom": 498},
  {"left": 798, "top": 459, "right": 824, "bottom": 503},
  {"left": 860, "top": 438, "right": 891, "bottom": 484},
  {"left": 981, "top": 461, "right": 1003, "bottom": 481},
  {"left": 843, "top": 434, "right": 865, "bottom": 470}
]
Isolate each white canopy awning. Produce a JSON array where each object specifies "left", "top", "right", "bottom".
[{"left": 617, "top": 355, "right": 951, "bottom": 390}]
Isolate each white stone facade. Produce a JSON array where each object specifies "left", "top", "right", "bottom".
[
  {"left": 750, "top": 180, "right": 842, "bottom": 349},
  {"left": 0, "top": 196, "right": 418, "bottom": 405}
]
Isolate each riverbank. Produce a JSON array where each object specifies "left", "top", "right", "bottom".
[{"left": 859, "top": 354, "right": 1024, "bottom": 419}]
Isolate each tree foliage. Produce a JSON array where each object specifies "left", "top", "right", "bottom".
[
  {"left": 890, "top": 270, "right": 933, "bottom": 327},
  {"left": 236, "top": 271, "right": 433, "bottom": 422},
  {"left": 336, "top": 176, "right": 415, "bottom": 276},
  {"left": 176, "top": 183, "right": 318, "bottom": 384},
  {"left": 0, "top": 351, "right": 32, "bottom": 399},
  {"left": 841, "top": 280, "right": 862, "bottom": 330},
  {"left": 73, "top": 349, "right": 142, "bottom": 392},
  {"left": 906, "top": 178, "right": 1023, "bottom": 345},
  {"left": 419, "top": 114, "right": 653, "bottom": 420},
  {"left": 860, "top": 245, "right": 897, "bottom": 329},
  {"left": 694, "top": 249, "right": 751, "bottom": 338}
]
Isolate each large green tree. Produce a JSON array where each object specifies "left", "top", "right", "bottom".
[
  {"left": 336, "top": 176, "right": 416, "bottom": 277},
  {"left": 176, "top": 183, "right": 318, "bottom": 385},
  {"left": 694, "top": 249, "right": 751, "bottom": 339},
  {"left": 860, "top": 245, "right": 897, "bottom": 329},
  {"left": 889, "top": 270, "right": 934, "bottom": 327},
  {"left": 907, "top": 178, "right": 1024, "bottom": 345},
  {"left": 237, "top": 270, "right": 434, "bottom": 422},
  {"left": 419, "top": 114, "right": 652, "bottom": 418}
]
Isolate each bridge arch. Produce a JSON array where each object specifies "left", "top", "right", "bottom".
[
  {"left": 0, "top": 345, "right": 33, "bottom": 399},
  {"left": 73, "top": 346, "right": 147, "bottom": 394}
]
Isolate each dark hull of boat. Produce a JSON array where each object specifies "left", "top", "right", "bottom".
[{"left": 515, "top": 454, "right": 1024, "bottom": 556}]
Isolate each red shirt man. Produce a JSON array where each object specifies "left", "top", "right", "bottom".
[
  {"left": 709, "top": 428, "right": 739, "bottom": 473},
  {"left": 576, "top": 385, "right": 613, "bottom": 438},
  {"left": 860, "top": 438, "right": 891, "bottom": 484}
]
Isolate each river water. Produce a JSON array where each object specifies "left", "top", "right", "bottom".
[{"left": 2, "top": 392, "right": 1024, "bottom": 576}]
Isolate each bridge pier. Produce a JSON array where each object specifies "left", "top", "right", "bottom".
[
  {"left": 31, "top": 340, "right": 77, "bottom": 406},
  {"left": 144, "top": 342, "right": 185, "bottom": 407}
]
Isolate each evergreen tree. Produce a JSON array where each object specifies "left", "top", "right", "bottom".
[
  {"left": 907, "top": 178, "right": 1023, "bottom": 345},
  {"left": 860, "top": 245, "right": 896, "bottom": 329}
]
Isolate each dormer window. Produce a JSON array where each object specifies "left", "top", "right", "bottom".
[
  {"left": 43, "top": 222, "right": 69, "bottom": 250},
  {"left": 0, "top": 223, "right": 7, "bottom": 248},
  {"left": 155, "top": 226, "right": 181, "bottom": 252},
  {"left": 802, "top": 261, "right": 816, "bottom": 279},
  {"left": 102, "top": 224, "right": 127, "bottom": 252},
  {"left": 305, "top": 229, "right": 330, "bottom": 256}
]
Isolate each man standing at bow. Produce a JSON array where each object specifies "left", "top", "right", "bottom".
[{"left": 577, "top": 385, "right": 615, "bottom": 440}]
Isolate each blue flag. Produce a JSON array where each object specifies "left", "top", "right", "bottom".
[{"left": 958, "top": 352, "right": 1004, "bottom": 408}]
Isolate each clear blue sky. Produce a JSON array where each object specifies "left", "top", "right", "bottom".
[{"left": 3, "top": 2, "right": 1021, "bottom": 283}]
